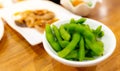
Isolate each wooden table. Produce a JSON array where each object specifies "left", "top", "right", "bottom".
[{"left": 0, "top": 0, "right": 120, "bottom": 71}]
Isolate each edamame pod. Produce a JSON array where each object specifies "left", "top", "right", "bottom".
[
  {"left": 58, "top": 33, "right": 80, "bottom": 58},
  {"left": 84, "top": 57, "right": 95, "bottom": 60},
  {"left": 59, "top": 25, "right": 71, "bottom": 41},
  {"left": 59, "top": 41, "right": 69, "bottom": 48},
  {"left": 64, "top": 24, "right": 95, "bottom": 41},
  {"left": 45, "top": 24, "right": 62, "bottom": 52},
  {"left": 95, "top": 25, "right": 102, "bottom": 34},
  {"left": 76, "top": 18, "right": 86, "bottom": 24},
  {"left": 70, "top": 18, "right": 76, "bottom": 24},
  {"left": 98, "top": 31, "right": 104, "bottom": 38},
  {"left": 65, "top": 50, "right": 78, "bottom": 59},
  {"left": 85, "top": 39, "right": 104, "bottom": 56},
  {"left": 79, "top": 36, "right": 85, "bottom": 61},
  {"left": 93, "top": 25, "right": 104, "bottom": 38},
  {"left": 52, "top": 25, "right": 69, "bottom": 48},
  {"left": 52, "top": 25, "right": 62, "bottom": 41}
]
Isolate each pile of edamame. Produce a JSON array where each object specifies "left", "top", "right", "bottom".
[{"left": 45, "top": 18, "right": 104, "bottom": 61}]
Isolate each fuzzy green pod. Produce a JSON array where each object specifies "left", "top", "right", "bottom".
[
  {"left": 45, "top": 24, "right": 62, "bottom": 52},
  {"left": 52, "top": 25, "right": 69, "bottom": 48},
  {"left": 58, "top": 33, "right": 80, "bottom": 58}
]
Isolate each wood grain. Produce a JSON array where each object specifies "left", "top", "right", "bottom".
[{"left": 0, "top": 0, "right": 120, "bottom": 71}]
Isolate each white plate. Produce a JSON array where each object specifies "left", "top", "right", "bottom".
[
  {"left": 1, "top": 0, "right": 80, "bottom": 45},
  {"left": 0, "top": 0, "right": 13, "bottom": 8},
  {"left": 0, "top": 18, "right": 4, "bottom": 40},
  {"left": 43, "top": 18, "right": 116, "bottom": 67}
]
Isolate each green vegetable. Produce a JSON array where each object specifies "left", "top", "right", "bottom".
[
  {"left": 59, "top": 41, "right": 69, "bottom": 48},
  {"left": 65, "top": 50, "right": 78, "bottom": 59},
  {"left": 79, "top": 36, "right": 85, "bottom": 61},
  {"left": 45, "top": 24, "right": 62, "bottom": 52},
  {"left": 58, "top": 33, "right": 80, "bottom": 58},
  {"left": 52, "top": 25, "right": 62, "bottom": 41},
  {"left": 85, "top": 50, "right": 97, "bottom": 57},
  {"left": 59, "top": 25, "right": 71, "bottom": 41},
  {"left": 85, "top": 38, "right": 104, "bottom": 56},
  {"left": 98, "top": 31, "right": 104, "bottom": 38},
  {"left": 93, "top": 25, "right": 104, "bottom": 38},
  {"left": 52, "top": 25, "right": 69, "bottom": 48},
  {"left": 76, "top": 18, "right": 87, "bottom": 24},
  {"left": 84, "top": 24, "right": 92, "bottom": 31},
  {"left": 45, "top": 18, "right": 105, "bottom": 61},
  {"left": 84, "top": 57, "right": 95, "bottom": 60},
  {"left": 70, "top": 18, "right": 76, "bottom": 24},
  {"left": 64, "top": 24, "right": 95, "bottom": 41}
]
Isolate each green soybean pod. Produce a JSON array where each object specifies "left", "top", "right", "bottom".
[
  {"left": 58, "top": 33, "right": 80, "bottom": 58},
  {"left": 64, "top": 24, "right": 95, "bottom": 41},
  {"left": 76, "top": 18, "right": 87, "bottom": 24},
  {"left": 85, "top": 39, "right": 104, "bottom": 56},
  {"left": 70, "top": 18, "right": 76, "bottom": 24},
  {"left": 65, "top": 50, "right": 78, "bottom": 59},
  {"left": 59, "top": 25, "right": 71, "bottom": 41},
  {"left": 64, "top": 24, "right": 84, "bottom": 31},
  {"left": 52, "top": 25, "right": 62, "bottom": 41},
  {"left": 93, "top": 25, "right": 104, "bottom": 38},
  {"left": 59, "top": 41, "right": 69, "bottom": 48},
  {"left": 84, "top": 57, "right": 95, "bottom": 60},
  {"left": 97, "top": 40, "right": 104, "bottom": 47},
  {"left": 95, "top": 25, "right": 102, "bottom": 34},
  {"left": 98, "top": 31, "right": 104, "bottom": 38},
  {"left": 85, "top": 50, "right": 98, "bottom": 57},
  {"left": 45, "top": 24, "right": 62, "bottom": 52},
  {"left": 83, "top": 30, "right": 96, "bottom": 42},
  {"left": 79, "top": 36, "right": 85, "bottom": 61},
  {"left": 84, "top": 24, "right": 92, "bottom": 31},
  {"left": 52, "top": 25, "right": 69, "bottom": 48}
]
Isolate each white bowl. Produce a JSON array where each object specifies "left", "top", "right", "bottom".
[
  {"left": 0, "top": 18, "right": 4, "bottom": 40},
  {"left": 42, "top": 18, "right": 116, "bottom": 67},
  {"left": 60, "top": 0, "right": 97, "bottom": 16}
]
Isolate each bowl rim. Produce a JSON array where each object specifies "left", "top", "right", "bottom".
[
  {"left": 42, "top": 18, "right": 116, "bottom": 67},
  {"left": 0, "top": 18, "right": 4, "bottom": 40}
]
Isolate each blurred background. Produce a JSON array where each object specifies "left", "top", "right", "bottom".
[{"left": 0, "top": 0, "right": 60, "bottom": 8}]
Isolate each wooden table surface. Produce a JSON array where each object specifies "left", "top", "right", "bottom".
[{"left": 0, "top": 0, "right": 120, "bottom": 71}]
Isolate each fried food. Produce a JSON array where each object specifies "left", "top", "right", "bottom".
[{"left": 14, "top": 10, "right": 58, "bottom": 33}]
